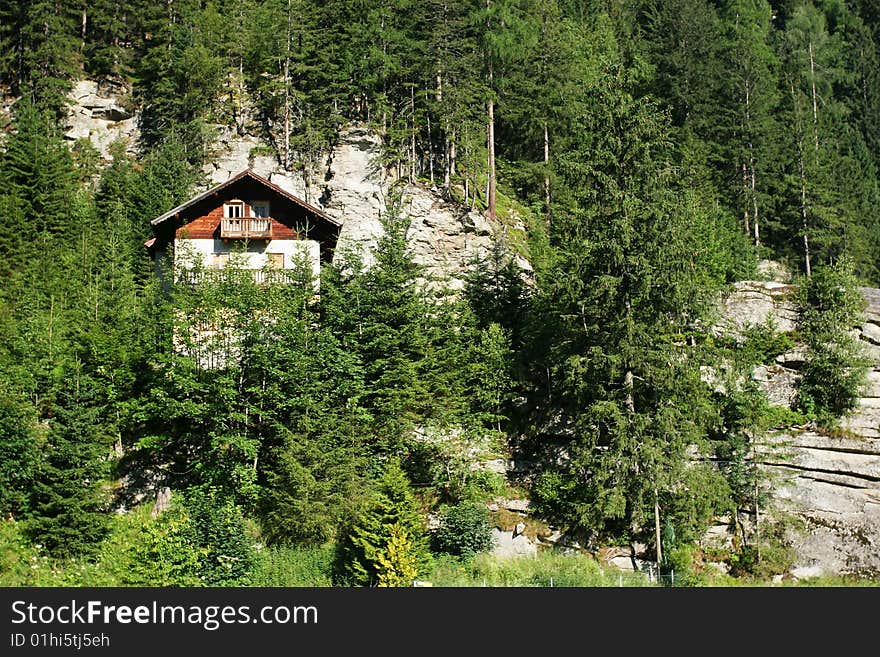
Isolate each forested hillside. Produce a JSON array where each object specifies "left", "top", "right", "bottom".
[{"left": 1, "top": 1, "right": 878, "bottom": 586}]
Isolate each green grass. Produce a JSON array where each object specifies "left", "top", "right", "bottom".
[
  {"left": 425, "top": 550, "right": 654, "bottom": 587},
  {"left": 250, "top": 543, "right": 337, "bottom": 587},
  {"left": 3, "top": 517, "right": 878, "bottom": 588}
]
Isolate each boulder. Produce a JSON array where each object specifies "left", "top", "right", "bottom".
[{"left": 712, "top": 280, "right": 799, "bottom": 340}]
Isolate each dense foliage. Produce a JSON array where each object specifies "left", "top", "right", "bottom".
[{"left": 0, "top": 0, "right": 876, "bottom": 585}]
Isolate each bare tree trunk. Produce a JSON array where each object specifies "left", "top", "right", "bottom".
[
  {"left": 624, "top": 370, "right": 634, "bottom": 413},
  {"left": 283, "top": 0, "right": 292, "bottom": 169},
  {"left": 791, "top": 79, "right": 812, "bottom": 277},
  {"left": 744, "top": 80, "right": 759, "bottom": 245},
  {"left": 438, "top": 71, "right": 452, "bottom": 193},
  {"left": 486, "top": 0, "right": 496, "bottom": 221},
  {"left": 750, "top": 159, "right": 759, "bottom": 247},
  {"left": 654, "top": 491, "right": 662, "bottom": 577},
  {"left": 425, "top": 88, "right": 434, "bottom": 185},
  {"left": 488, "top": 98, "right": 496, "bottom": 220},
  {"left": 449, "top": 134, "right": 456, "bottom": 178},
  {"left": 800, "top": 152, "right": 812, "bottom": 277},
  {"left": 741, "top": 162, "right": 751, "bottom": 237},
  {"left": 544, "top": 121, "right": 551, "bottom": 212},
  {"left": 809, "top": 40, "right": 819, "bottom": 151},
  {"left": 410, "top": 86, "right": 417, "bottom": 183}
]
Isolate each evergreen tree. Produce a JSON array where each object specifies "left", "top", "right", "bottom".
[
  {"left": 0, "top": 0, "right": 79, "bottom": 114},
  {"left": 0, "top": 95, "right": 77, "bottom": 257},
  {"left": 329, "top": 195, "right": 431, "bottom": 447},
  {"left": 797, "top": 257, "right": 871, "bottom": 419},
  {"left": 0, "top": 391, "right": 41, "bottom": 517},
  {"left": 531, "top": 59, "right": 727, "bottom": 560},
  {"left": 25, "top": 375, "right": 115, "bottom": 558},
  {"left": 719, "top": 0, "right": 783, "bottom": 250},
  {"left": 335, "top": 458, "right": 429, "bottom": 586},
  {"left": 255, "top": 271, "right": 371, "bottom": 546}
]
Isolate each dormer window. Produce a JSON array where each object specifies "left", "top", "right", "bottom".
[
  {"left": 252, "top": 201, "right": 270, "bottom": 218},
  {"left": 224, "top": 200, "right": 244, "bottom": 218}
]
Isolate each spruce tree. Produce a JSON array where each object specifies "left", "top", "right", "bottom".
[
  {"left": 26, "top": 375, "right": 115, "bottom": 558},
  {"left": 531, "top": 59, "right": 727, "bottom": 559},
  {"left": 336, "top": 458, "right": 429, "bottom": 586},
  {"left": 0, "top": 391, "right": 41, "bottom": 517},
  {"left": 797, "top": 257, "right": 871, "bottom": 420}
]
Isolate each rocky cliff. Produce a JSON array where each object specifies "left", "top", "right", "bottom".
[
  {"left": 712, "top": 279, "right": 880, "bottom": 578},
  {"left": 198, "top": 122, "right": 513, "bottom": 287},
  {"left": 62, "top": 80, "right": 519, "bottom": 288}
]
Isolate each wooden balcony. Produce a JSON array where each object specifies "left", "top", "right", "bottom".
[
  {"left": 221, "top": 217, "right": 272, "bottom": 239},
  {"left": 176, "top": 267, "right": 301, "bottom": 286}
]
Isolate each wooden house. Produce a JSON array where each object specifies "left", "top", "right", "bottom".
[{"left": 147, "top": 168, "right": 341, "bottom": 285}]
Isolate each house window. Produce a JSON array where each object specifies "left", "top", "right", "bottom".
[
  {"left": 212, "top": 253, "right": 229, "bottom": 269},
  {"left": 224, "top": 200, "right": 244, "bottom": 218},
  {"left": 252, "top": 201, "right": 270, "bottom": 218},
  {"left": 267, "top": 253, "right": 284, "bottom": 268}
]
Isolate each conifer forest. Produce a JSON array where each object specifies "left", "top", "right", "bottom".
[{"left": 1, "top": 0, "right": 879, "bottom": 586}]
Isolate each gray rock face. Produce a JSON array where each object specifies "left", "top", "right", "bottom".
[
  {"left": 197, "top": 122, "right": 513, "bottom": 285},
  {"left": 763, "top": 430, "right": 880, "bottom": 576},
  {"left": 322, "top": 125, "right": 389, "bottom": 269},
  {"left": 490, "top": 527, "right": 538, "bottom": 558},
  {"left": 63, "top": 80, "right": 139, "bottom": 160},
  {"left": 751, "top": 364, "right": 801, "bottom": 407},
  {"left": 712, "top": 280, "right": 799, "bottom": 339},
  {"left": 715, "top": 278, "right": 880, "bottom": 577},
  {"left": 401, "top": 183, "right": 497, "bottom": 292}
]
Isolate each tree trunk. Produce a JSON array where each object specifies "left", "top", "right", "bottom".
[
  {"left": 426, "top": 88, "right": 434, "bottom": 185},
  {"left": 800, "top": 152, "right": 811, "bottom": 277},
  {"left": 750, "top": 158, "right": 759, "bottom": 247},
  {"left": 624, "top": 369, "right": 635, "bottom": 413},
  {"left": 486, "top": 0, "right": 496, "bottom": 221},
  {"left": 488, "top": 98, "right": 496, "bottom": 221},
  {"left": 654, "top": 490, "right": 662, "bottom": 577},
  {"left": 410, "top": 85, "right": 417, "bottom": 183},
  {"left": 283, "top": 0, "right": 292, "bottom": 169},
  {"left": 790, "top": 79, "right": 812, "bottom": 276},
  {"left": 741, "top": 162, "right": 751, "bottom": 237},
  {"left": 544, "top": 121, "right": 551, "bottom": 214},
  {"left": 809, "top": 40, "right": 819, "bottom": 152}
]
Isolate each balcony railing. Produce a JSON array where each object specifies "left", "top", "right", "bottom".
[
  {"left": 176, "top": 268, "right": 302, "bottom": 286},
  {"left": 220, "top": 217, "right": 272, "bottom": 239}
]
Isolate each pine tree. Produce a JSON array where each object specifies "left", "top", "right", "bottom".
[
  {"left": 0, "top": 391, "right": 41, "bottom": 517},
  {"left": 329, "top": 195, "right": 431, "bottom": 447},
  {"left": 797, "top": 256, "right": 872, "bottom": 419},
  {"left": 0, "top": 0, "right": 79, "bottom": 114},
  {"left": 719, "top": 0, "right": 783, "bottom": 250},
  {"left": 255, "top": 274, "right": 371, "bottom": 546}
]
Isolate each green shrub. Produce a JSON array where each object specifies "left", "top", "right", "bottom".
[
  {"left": 181, "top": 487, "right": 256, "bottom": 585},
  {"left": 431, "top": 502, "right": 495, "bottom": 558}
]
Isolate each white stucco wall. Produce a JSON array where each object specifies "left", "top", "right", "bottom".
[{"left": 174, "top": 238, "right": 321, "bottom": 281}]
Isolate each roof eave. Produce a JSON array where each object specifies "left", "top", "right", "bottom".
[{"left": 150, "top": 169, "right": 341, "bottom": 229}]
